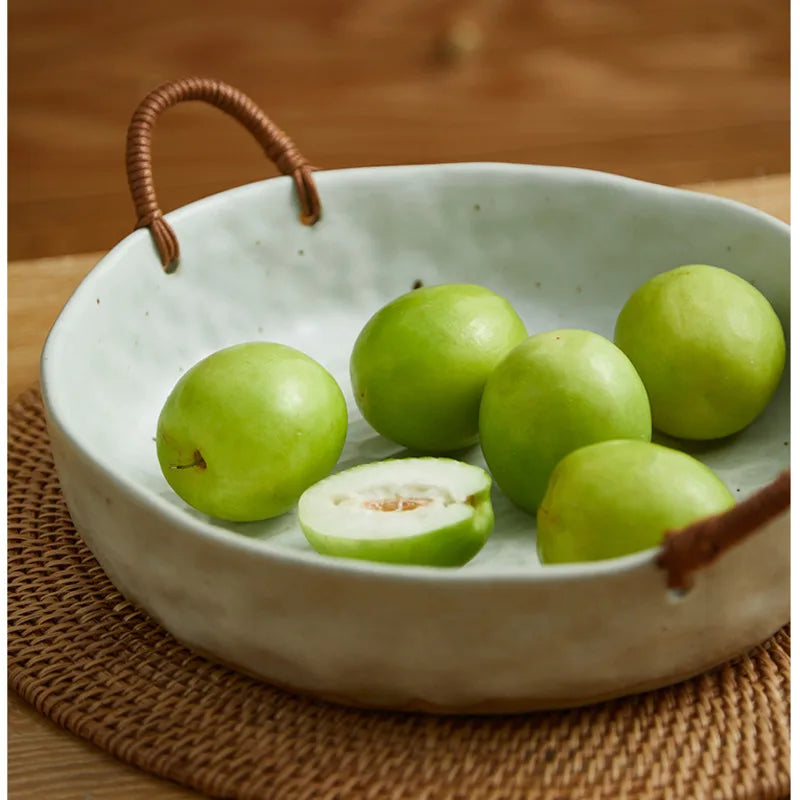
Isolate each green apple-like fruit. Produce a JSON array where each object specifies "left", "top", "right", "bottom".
[
  {"left": 614, "top": 264, "right": 786, "bottom": 440},
  {"left": 156, "top": 342, "right": 348, "bottom": 522},
  {"left": 479, "top": 329, "right": 651, "bottom": 513},
  {"left": 298, "top": 457, "right": 494, "bottom": 566},
  {"left": 350, "top": 284, "right": 527, "bottom": 452},
  {"left": 537, "top": 439, "right": 735, "bottom": 563}
]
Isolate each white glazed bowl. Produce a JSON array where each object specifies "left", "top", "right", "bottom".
[{"left": 41, "top": 163, "right": 790, "bottom": 713}]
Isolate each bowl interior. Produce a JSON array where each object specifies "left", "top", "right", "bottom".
[{"left": 42, "top": 163, "right": 790, "bottom": 575}]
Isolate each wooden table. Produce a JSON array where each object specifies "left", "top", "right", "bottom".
[
  {"left": 9, "top": 0, "right": 789, "bottom": 261},
  {"left": 7, "top": 174, "right": 790, "bottom": 798}
]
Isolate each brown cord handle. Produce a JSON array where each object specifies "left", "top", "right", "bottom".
[
  {"left": 126, "top": 77, "right": 321, "bottom": 272},
  {"left": 657, "top": 469, "right": 790, "bottom": 591}
]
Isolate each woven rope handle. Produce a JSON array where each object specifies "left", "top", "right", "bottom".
[
  {"left": 657, "top": 469, "right": 790, "bottom": 590},
  {"left": 126, "top": 77, "right": 321, "bottom": 271}
]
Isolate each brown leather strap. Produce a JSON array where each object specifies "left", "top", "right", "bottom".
[
  {"left": 125, "top": 77, "right": 321, "bottom": 271},
  {"left": 657, "top": 469, "right": 790, "bottom": 590}
]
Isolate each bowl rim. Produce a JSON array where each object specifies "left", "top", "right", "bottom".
[{"left": 39, "top": 161, "right": 791, "bottom": 586}]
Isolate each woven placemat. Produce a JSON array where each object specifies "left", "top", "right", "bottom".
[{"left": 8, "top": 387, "right": 791, "bottom": 800}]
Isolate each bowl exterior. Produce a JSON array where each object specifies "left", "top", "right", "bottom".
[{"left": 47, "top": 414, "right": 789, "bottom": 713}]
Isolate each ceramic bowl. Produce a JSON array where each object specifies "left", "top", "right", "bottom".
[{"left": 41, "top": 163, "right": 790, "bottom": 713}]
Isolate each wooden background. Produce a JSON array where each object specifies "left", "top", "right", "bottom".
[{"left": 8, "top": 0, "right": 789, "bottom": 261}]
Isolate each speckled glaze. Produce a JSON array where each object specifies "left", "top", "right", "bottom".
[{"left": 41, "top": 164, "right": 790, "bottom": 712}]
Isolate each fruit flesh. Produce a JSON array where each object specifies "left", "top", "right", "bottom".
[
  {"left": 537, "top": 439, "right": 735, "bottom": 564},
  {"left": 614, "top": 264, "right": 786, "bottom": 440},
  {"left": 350, "top": 284, "right": 527, "bottom": 453},
  {"left": 156, "top": 342, "right": 348, "bottom": 522},
  {"left": 298, "top": 458, "right": 494, "bottom": 566},
  {"left": 479, "top": 329, "right": 652, "bottom": 514}
]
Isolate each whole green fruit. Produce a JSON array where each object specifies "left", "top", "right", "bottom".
[
  {"left": 537, "top": 439, "right": 736, "bottom": 564},
  {"left": 156, "top": 342, "right": 348, "bottom": 522},
  {"left": 350, "top": 284, "right": 527, "bottom": 452},
  {"left": 614, "top": 264, "right": 786, "bottom": 440},
  {"left": 479, "top": 329, "right": 651, "bottom": 513}
]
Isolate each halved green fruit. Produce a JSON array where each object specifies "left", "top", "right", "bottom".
[{"left": 298, "top": 458, "right": 494, "bottom": 566}]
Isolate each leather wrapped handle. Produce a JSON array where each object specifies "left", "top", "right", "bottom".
[
  {"left": 657, "top": 469, "right": 790, "bottom": 591},
  {"left": 125, "top": 77, "right": 321, "bottom": 272}
]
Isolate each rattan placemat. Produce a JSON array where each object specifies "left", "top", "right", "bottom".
[{"left": 8, "top": 387, "right": 791, "bottom": 800}]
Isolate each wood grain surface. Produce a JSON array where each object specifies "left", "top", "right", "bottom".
[
  {"left": 8, "top": 0, "right": 788, "bottom": 260},
  {"left": 7, "top": 174, "right": 790, "bottom": 799}
]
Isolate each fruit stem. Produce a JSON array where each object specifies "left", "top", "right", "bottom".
[{"left": 170, "top": 450, "right": 207, "bottom": 471}]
